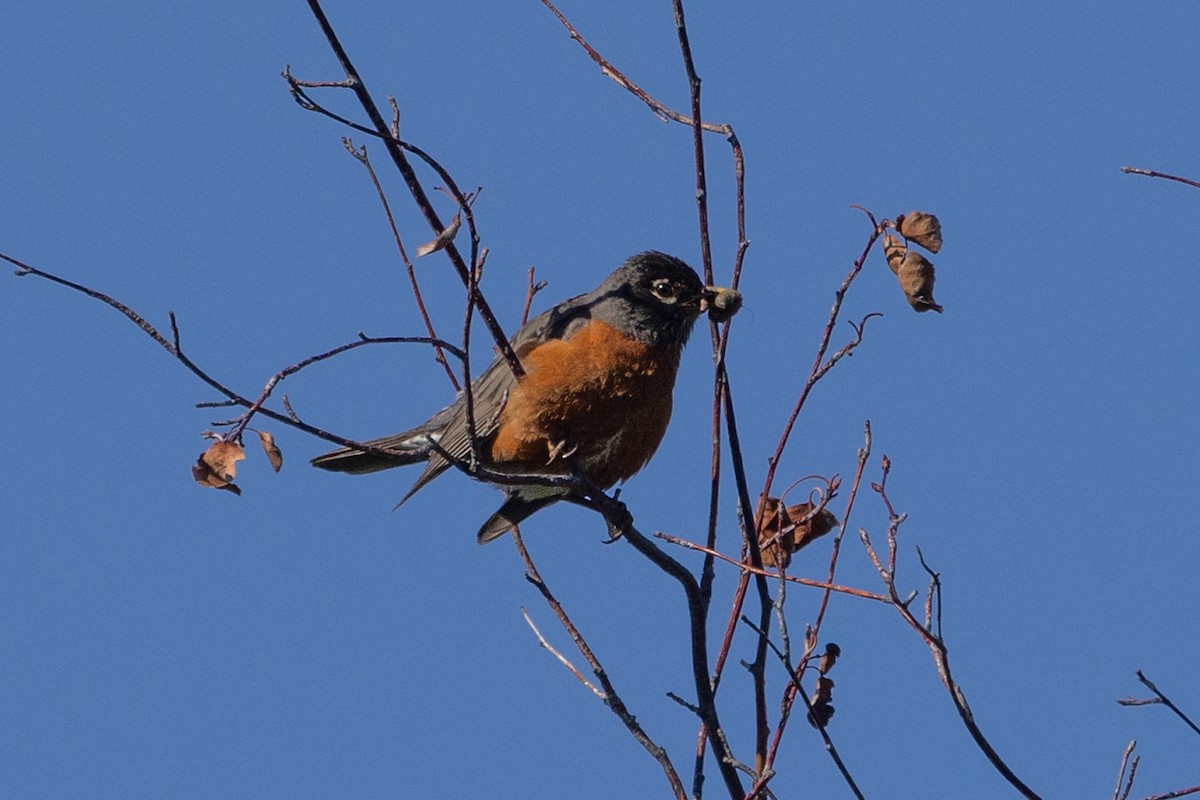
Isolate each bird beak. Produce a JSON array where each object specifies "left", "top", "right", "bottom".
[{"left": 701, "top": 286, "right": 743, "bottom": 323}]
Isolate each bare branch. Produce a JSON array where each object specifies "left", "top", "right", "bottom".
[
  {"left": 521, "top": 266, "right": 547, "bottom": 326},
  {"left": 520, "top": 607, "right": 606, "bottom": 700},
  {"left": 342, "top": 139, "right": 460, "bottom": 391},
  {"left": 655, "top": 533, "right": 887, "bottom": 603},
  {"left": 1120, "top": 166, "right": 1200, "bottom": 190},
  {"left": 1118, "top": 671, "right": 1200, "bottom": 738},
  {"left": 291, "top": 2, "right": 526, "bottom": 379},
  {"left": 1138, "top": 787, "right": 1200, "bottom": 800},
  {"left": 866, "top": 460, "right": 1044, "bottom": 800},
  {"left": 512, "top": 530, "right": 686, "bottom": 800},
  {"left": 1113, "top": 741, "right": 1138, "bottom": 800}
]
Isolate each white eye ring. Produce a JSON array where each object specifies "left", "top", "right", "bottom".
[{"left": 651, "top": 279, "right": 677, "bottom": 302}]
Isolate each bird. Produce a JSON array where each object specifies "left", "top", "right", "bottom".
[{"left": 311, "top": 251, "right": 740, "bottom": 543}]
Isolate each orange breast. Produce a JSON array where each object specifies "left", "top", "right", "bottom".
[{"left": 489, "top": 320, "right": 681, "bottom": 489}]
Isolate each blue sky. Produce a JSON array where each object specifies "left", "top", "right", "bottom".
[{"left": 3, "top": 2, "right": 1198, "bottom": 798}]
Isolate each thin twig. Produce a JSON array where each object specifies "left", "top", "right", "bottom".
[
  {"left": 866, "top": 462, "right": 1043, "bottom": 800},
  {"left": 512, "top": 530, "right": 687, "bottom": 800},
  {"left": 739, "top": 618, "right": 865, "bottom": 800},
  {"left": 294, "top": 2, "right": 525, "bottom": 379},
  {"left": 1114, "top": 741, "right": 1138, "bottom": 800},
  {"left": 5, "top": 253, "right": 449, "bottom": 455},
  {"left": 586, "top": 491, "right": 745, "bottom": 799},
  {"left": 520, "top": 607, "right": 606, "bottom": 700},
  {"left": 222, "top": 333, "right": 463, "bottom": 443},
  {"left": 521, "top": 266, "right": 546, "bottom": 326},
  {"left": 342, "top": 139, "right": 460, "bottom": 391},
  {"left": 756, "top": 423, "right": 872, "bottom": 789},
  {"left": 655, "top": 534, "right": 886, "bottom": 603},
  {"left": 758, "top": 228, "right": 883, "bottom": 507},
  {"left": 1120, "top": 166, "right": 1200, "bottom": 190},
  {"left": 1139, "top": 787, "right": 1200, "bottom": 800},
  {"left": 538, "top": 0, "right": 727, "bottom": 135},
  {"left": 1118, "top": 671, "right": 1200, "bottom": 737}
]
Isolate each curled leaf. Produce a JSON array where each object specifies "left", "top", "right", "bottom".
[
  {"left": 705, "top": 286, "right": 743, "bottom": 323},
  {"left": 807, "top": 675, "right": 836, "bottom": 728},
  {"left": 812, "top": 675, "right": 834, "bottom": 705},
  {"left": 415, "top": 212, "right": 462, "bottom": 257},
  {"left": 756, "top": 496, "right": 839, "bottom": 568},
  {"left": 202, "top": 441, "right": 245, "bottom": 482},
  {"left": 817, "top": 642, "right": 841, "bottom": 675},
  {"left": 192, "top": 441, "right": 245, "bottom": 495},
  {"left": 883, "top": 234, "right": 905, "bottom": 276},
  {"left": 896, "top": 210, "right": 943, "bottom": 253},
  {"left": 883, "top": 234, "right": 943, "bottom": 313},
  {"left": 257, "top": 430, "right": 283, "bottom": 473},
  {"left": 897, "top": 252, "right": 942, "bottom": 313}
]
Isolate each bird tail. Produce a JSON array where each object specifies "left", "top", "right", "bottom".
[
  {"left": 310, "top": 403, "right": 458, "bottom": 475},
  {"left": 309, "top": 430, "right": 435, "bottom": 474},
  {"left": 477, "top": 486, "right": 567, "bottom": 543}
]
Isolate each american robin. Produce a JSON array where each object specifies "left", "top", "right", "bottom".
[{"left": 311, "top": 251, "right": 740, "bottom": 542}]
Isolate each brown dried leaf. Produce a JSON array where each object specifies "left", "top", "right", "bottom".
[
  {"left": 882, "top": 233, "right": 906, "bottom": 276},
  {"left": 807, "top": 701, "right": 835, "bottom": 728},
  {"left": 192, "top": 450, "right": 243, "bottom": 495},
  {"left": 807, "top": 675, "right": 837, "bottom": 728},
  {"left": 755, "top": 496, "right": 839, "bottom": 568},
  {"left": 897, "top": 210, "right": 943, "bottom": 253},
  {"left": 706, "top": 286, "right": 743, "bottom": 323},
  {"left": 896, "top": 249, "right": 943, "bottom": 313},
  {"left": 812, "top": 675, "right": 835, "bottom": 705},
  {"left": 257, "top": 430, "right": 283, "bottom": 473},
  {"left": 817, "top": 642, "right": 842, "bottom": 675},
  {"left": 415, "top": 212, "right": 462, "bottom": 257},
  {"left": 202, "top": 440, "right": 246, "bottom": 482}
]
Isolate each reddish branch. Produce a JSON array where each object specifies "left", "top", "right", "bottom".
[
  {"left": 655, "top": 533, "right": 886, "bottom": 603},
  {"left": 536, "top": 2, "right": 757, "bottom": 796},
  {"left": 704, "top": 235, "right": 882, "bottom": 790},
  {"left": 749, "top": 423, "right": 876, "bottom": 799}
]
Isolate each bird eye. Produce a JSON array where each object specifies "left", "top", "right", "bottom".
[{"left": 651, "top": 279, "right": 677, "bottom": 301}]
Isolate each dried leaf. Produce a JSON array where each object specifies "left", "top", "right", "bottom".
[
  {"left": 812, "top": 675, "right": 835, "bottom": 705},
  {"left": 705, "top": 286, "right": 743, "bottom": 323},
  {"left": 415, "top": 212, "right": 462, "bottom": 257},
  {"left": 192, "top": 449, "right": 243, "bottom": 495},
  {"left": 756, "top": 496, "right": 838, "bottom": 568},
  {"left": 202, "top": 440, "right": 246, "bottom": 482},
  {"left": 807, "top": 701, "right": 835, "bottom": 728},
  {"left": 257, "top": 430, "right": 283, "bottom": 473},
  {"left": 817, "top": 642, "right": 842, "bottom": 675},
  {"left": 883, "top": 235, "right": 943, "bottom": 313},
  {"left": 896, "top": 210, "right": 943, "bottom": 253},
  {"left": 883, "top": 234, "right": 906, "bottom": 276},
  {"left": 897, "top": 251, "right": 943, "bottom": 313},
  {"left": 807, "top": 675, "right": 836, "bottom": 728}
]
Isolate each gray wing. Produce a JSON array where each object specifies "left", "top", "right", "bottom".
[{"left": 399, "top": 290, "right": 598, "bottom": 501}]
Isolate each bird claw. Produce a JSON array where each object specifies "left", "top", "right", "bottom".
[{"left": 546, "top": 439, "right": 578, "bottom": 465}]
